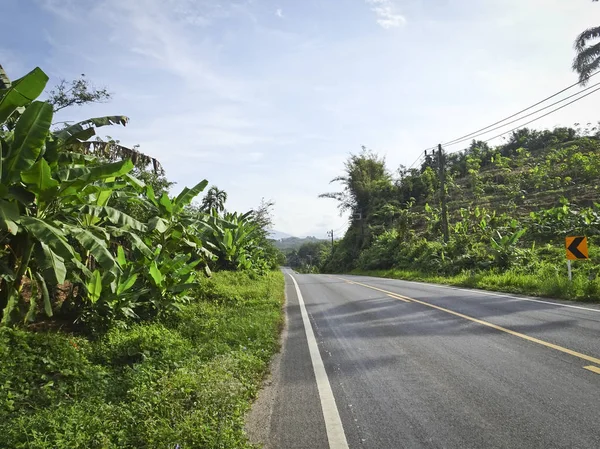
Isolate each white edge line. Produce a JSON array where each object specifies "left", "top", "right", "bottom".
[
  {"left": 345, "top": 275, "right": 600, "bottom": 313},
  {"left": 288, "top": 273, "right": 349, "bottom": 449}
]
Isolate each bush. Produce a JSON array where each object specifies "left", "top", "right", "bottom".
[{"left": 357, "top": 230, "right": 402, "bottom": 270}]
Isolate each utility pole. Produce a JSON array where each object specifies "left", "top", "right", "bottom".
[
  {"left": 438, "top": 144, "right": 450, "bottom": 243},
  {"left": 327, "top": 229, "right": 334, "bottom": 252},
  {"left": 424, "top": 149, "right": 432, "bottom": 167},
  {"left": 356, "top": 211, "right": 365, "bottom": 247}
]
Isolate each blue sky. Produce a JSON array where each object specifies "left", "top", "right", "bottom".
[{"left": 1, "top": 0, "right": 599, "bottom": 237}]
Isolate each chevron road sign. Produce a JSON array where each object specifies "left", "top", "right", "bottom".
[{"left": 566, "top": 236, "right": 589, "bottom": 260}]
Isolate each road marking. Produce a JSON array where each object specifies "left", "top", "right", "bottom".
[
  {"left": 388, "top": 293, "right": 411, "bottom": 303},
  {"left": 288, "top": 274, "right": 349, "bottom": 449},
  {"left": 440, "top": 285, "right": 600, "bottom": 313},
  {"left": 341, "top": 278, "right": 600, "bottom": 367},
  {"left": 584, "top": 366, "right": 600, "bottom": 375},
  {"left": 355, "top": 276, "right": 600, "bottom": 313}
]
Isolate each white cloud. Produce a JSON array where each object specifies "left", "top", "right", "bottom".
[
  {"left": 366, "top": 0, "right": 406, "bottom": 29},
  {"left": 31, "top": 0, "right": 600, "bottom": 237},
  {"left": 103, "top": 2, "right": 248, "bottom": 98}
]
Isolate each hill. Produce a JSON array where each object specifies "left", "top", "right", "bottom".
[
  {"left": 318, "top": 125, "right": 600, "bottom": 302},
  {"left": 268, "top": 229, "right": 295, "bottom": 240}
]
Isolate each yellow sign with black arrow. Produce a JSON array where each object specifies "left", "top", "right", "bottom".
[{"left": 566, "top": 236, "right": 589, "bottom": 260}]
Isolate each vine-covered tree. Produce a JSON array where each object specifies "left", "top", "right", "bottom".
[{"left": 319, "top": 147, "right": 393, "bottom": 219}]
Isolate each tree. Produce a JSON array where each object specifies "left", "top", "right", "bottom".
[
  {"left": 201, "top": 186, "right": 228, "bottom": 213},
  {"left": 573, "top": 0, "right": 600, "bottom": 84},
  {"left": 249, "top": 198, "right": 277, "bottom": 250},
  {"left": 47, "top": 74, "right": 111, "bottom": 112},
  {"left": 1, "top": 65, "right": 161, "bottom": 172},
  {"left": 320, "top": 148, "right": 395, "bottom": 260}
]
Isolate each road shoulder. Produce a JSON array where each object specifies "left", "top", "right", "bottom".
[{"left": 245, "top": 272, "right": 328, "bottom": 449}]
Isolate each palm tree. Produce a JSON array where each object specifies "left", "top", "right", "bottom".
[
  {"left": 201, "top": 186, "right": 228, "bottom": 213},
  {"left": 573, "top": 1, "right": 600, "bottom": 84}
]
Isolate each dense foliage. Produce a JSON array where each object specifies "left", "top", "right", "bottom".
[
  {"left": 273, "top": 236, "right": 331, "bottom": 272},
  {"left": 284, "top": 240, "right": 331, "bottom": 273},
  {"left": 321, "top": 127, "right": 600, "bottom": 301},
  {"left": 0, "top": 65, "right": 283, "bottom": 330},
  {"left": 0, "top": 64, "right": 286, "bottom": 447}
]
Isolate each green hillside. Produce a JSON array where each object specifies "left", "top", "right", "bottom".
[{"left": 319, "top": 126, "right": 600, "bottom": 301}]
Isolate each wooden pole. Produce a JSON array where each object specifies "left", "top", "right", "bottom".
[{"left": 438, "top": 144, "right": 450, "bottom": 243}]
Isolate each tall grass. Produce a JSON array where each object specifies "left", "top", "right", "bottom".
[{"left": 352, "top": 266, "right": 600, "bottom": 302}]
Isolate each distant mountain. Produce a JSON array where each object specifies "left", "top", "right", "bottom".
[
  {"left": 268, "top": 230, "right": 295, "bottom": 240},
  {"left": 272, "top": 236, "right": 326, "bottom": 251}
]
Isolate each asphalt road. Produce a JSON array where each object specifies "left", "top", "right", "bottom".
[{"left": 247, "top": 270, "right": 600, "bottom": 449}]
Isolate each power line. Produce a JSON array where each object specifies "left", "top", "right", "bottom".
[
  {"left": 407, "top": 153, "right": 425, "bottom": 170},
  {"left": 477, "top": 85, "right": 600, "bottom": 145},
  {"left": 332, "top": 222, "right": 349, "bottom": 234},
  {"left": 404, "top": 74, "right": 600, "bottom": 177},
  {"left": 321, "top": 223, "right": 347, "bottom": 241},
  {"left": 443, "top": 80, "right": 600, "bottom": 148},
  {"left": 441, "top": 71, "right": 600, "bottom": 147},
  {"left": 333, "top": 223, "right": 347, "bottom": 232}
]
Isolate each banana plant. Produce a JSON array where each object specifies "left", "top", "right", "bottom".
[
  {"left": 125, "top": 179, "right": 215, "bottom": 314},
  {"left": 203, "top": 210, "right": 262, "bottom": 270},
  {"left": 0, "top": 70, "right": 65, "bottom": 322},
  {"left": 0, "top": 66, "right": 48, "bottom": 125},
  {"left": 143, "top": 179, "right": 212, "bottom": 260},
  {"left": 1, "top": 63, "right": 276, "bottom": 328},
  {"left": 490, "top": 228, "right": 527, "bottom": 269},
  {"left": 0, "top": 66, "right": 144, "bottom": 324}
]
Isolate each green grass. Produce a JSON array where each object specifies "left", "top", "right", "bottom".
[
  {"left": 0, "top": 270, "right": 285, "bottom": 449},
  {"left": 351, "top": 267, "right": 600, "bottom": 303}
]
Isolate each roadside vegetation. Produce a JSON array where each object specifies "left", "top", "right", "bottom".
[
  {"left": 352, "top": 268, "right": 599, "bottom": 302},
  {"left": 0, "top": 64, "right": 285, "bottom": 448},
  {"left": 1, "top": 271, "right": 284, "bottom": 448},
  {"left": 317, "top": 128, "right": 600, "bottom": 302},
  {"left": 282, "top": 239, "right": 331, "bottom": 273}
]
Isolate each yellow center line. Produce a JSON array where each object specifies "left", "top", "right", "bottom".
[
  {"left": 584, "top": 366, "right": 600, "bottom": 374},
  {"left": 336, "top": 277, "right": 600, "bottom": 367},
  {"left": 388, "top": 294, "right": 411, "bottom": 303}
]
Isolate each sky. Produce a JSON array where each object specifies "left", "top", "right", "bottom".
[{"left": 1, "top": 0, "right": 599, "bottom": 238}]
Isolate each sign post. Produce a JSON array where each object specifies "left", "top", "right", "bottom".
[{"left": 565, "top": 236, "right": 589, "bottom": 281}]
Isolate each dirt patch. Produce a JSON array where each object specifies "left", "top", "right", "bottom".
[{"left": 244, "top": 290, "right": 289, "bottom": 448}]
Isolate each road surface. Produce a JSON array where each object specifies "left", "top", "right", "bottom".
[{"left": 246, "top": 270, "right": 600, "bottom": 449}]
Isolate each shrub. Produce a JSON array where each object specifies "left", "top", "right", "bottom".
[{"left": 357, "top": 230, "right": 401, "bottom": 270}]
